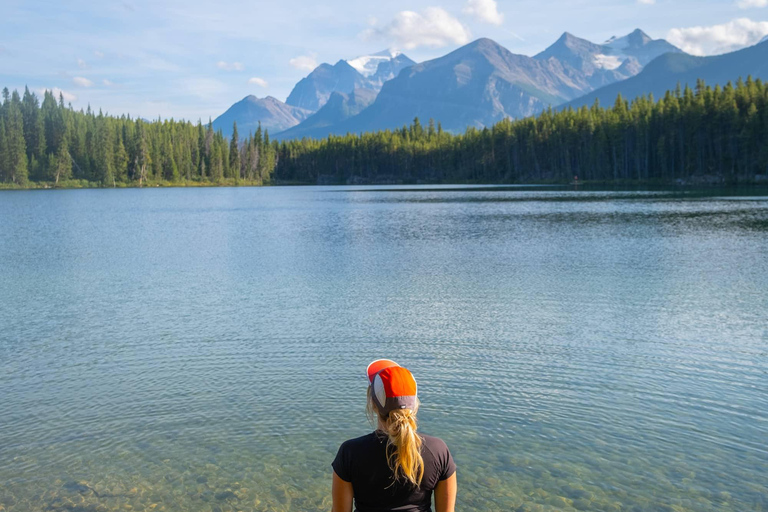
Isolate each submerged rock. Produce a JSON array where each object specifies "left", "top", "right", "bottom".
[
  {"left": 61, "top": 482, "right": 99, "bottom": 497},
  {"left": 214, "top": 490, "right": 238, "bottom": 502}
]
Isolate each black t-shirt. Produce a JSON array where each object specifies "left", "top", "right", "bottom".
[{"left": 332, "top": 430, "right": 456, "bottom": 512}]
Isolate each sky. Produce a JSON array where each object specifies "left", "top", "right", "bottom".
[{"left": 1, "top": 0, "right": 768, "bottom": 122}]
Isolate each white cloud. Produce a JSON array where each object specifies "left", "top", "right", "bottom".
[
  {"left": 38, "top": 88, "right": 77, "bottom": 103},
  {"left": 667, "top": 18, "right": 768, "bottom": 55},
  {"left": 73, "top": 76, "right": 93, "bottom": 87},
  {"left": 366, "top": 7, "right": 471, "bottom": 50},
  {"left": 248, "top": 77, "right": 268, "bottom": 88},
  {"left": 77, "top": 58, "right": 88, "bottom": 69},
  {"left": 738, "top": 0, "right": 768, "bottom": 8},
  {"left": 638, "top": 0, "right": 656, "bottom": 4},
  {"left": 289, "top": 55, "right": 318, "bottom": 71},
  {"left": 103, "top": 79, "right": 115, "bottom": 86},
  {"left": 94, "top": 51, "right": 105, "bottom": 58},
  {"left": 463, "top": 0, "right": 504, "bottom": 25},
  {"left": 217, "top": 61, "right": 244, "bottom": 71}
]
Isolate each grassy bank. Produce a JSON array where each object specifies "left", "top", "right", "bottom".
[
  {"left": 0, "top": 178, "right": 269, "bottom": 190},
  {"left": 2, "top": 177, "right": 768, "bottom": 191}
]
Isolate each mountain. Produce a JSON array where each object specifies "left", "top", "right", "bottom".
[
  {"left": 275, "top": 88, "right": 377, "bottom": 140},
  {"left": 285, "top": 60, "right": 368, "bottom": 112},
  {"left": 347, "top": 49, "right": 406, "bottom": 77},
  {"left": 534, "top": 29, "right": 681, "bottom": 90},
  {"left": 564, "top": 38, "right": 768, "bottom": 110},
  {"left": 212, "top": 96, "right": 312, "bottom": 137},
  {"left": 276, "top": 31, "right": 681, "bottom": 139},
  {"left": 602, "top": 29, "right": 682, "bottom": 66},
  {"left": 218, "top": 30, "right": 680, "bottom": 141},
  {"left": 289, "top": 38, "right": 604, "bottom": 137},
  {"left": 285, "top": 51, "right": 415, "bottom": 111},
  {"left": 357, "top": 52, "right": 418, "bottom": 88}
]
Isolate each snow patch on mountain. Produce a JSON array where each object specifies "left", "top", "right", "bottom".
[
  {"left": 346, "top": 49, "right": 402, "bottom": 77},
  {"left": 604, "top": 35, "right": 630, "bottom": 51},
  {"left": 603, "top": 35, "right": 636, "bottom": 64},
  {"left": 593, "top": 54, "right": 623, "bottom": 70}
]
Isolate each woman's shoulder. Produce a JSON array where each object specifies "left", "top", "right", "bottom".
[
  {"left": 418, "top": 433, "right": 451, "bottom": 454},
  {"left": 338, "top": 431, "right": 382, "bottom": 451},
  {"left": 419, "top": 433, "right": 457, "bottom": 481}
]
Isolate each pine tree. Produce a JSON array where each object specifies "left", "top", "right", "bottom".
[
  {"left": 229, "top": 121, "right": 240, "bottom": 180},
  {"left": 114, "top": 138, "right": 128, "bottom": 183},
  {"left": 7, "top": 91, "right": 28, "bottom": 185},
  {"left": 211, "top": 141, "right": 223, "bottom": 181},
  {"left": 197, "top": 121, "right": 206, "bottom": 178},
  {"left": 0, "top": 119, "right": 8, "bottom": 183},
  {"left": 134, "top": 122, "right": 151, "bottom": 186},
  {"left": 2, "top": 80, "right": 767, "bottom": 188},
  {"left": 53, "top": 140, "right": 72, "bottom": 185},
  {"left": 22, "top": 87, "right": 47, "bottom": 180},
  {"left": 95, "top": 116, "right": 115, "bottom": 185}
]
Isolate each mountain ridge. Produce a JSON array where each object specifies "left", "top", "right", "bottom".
[
  {"left": 217, "top": 30, "right": 683, "bottom": 140},
  {"left": 533, "top": 28, "right": 681, "bottom": 90},
  {"left": 212, "top": 95, "right": 312, "bottom": 137},
  {"left": 563, "top": 38, "right": 768, "bottom": 110},
  {"left": 278, "top": 31, "right": 679, "bottom": 139},
  {"left": 285, "top": 52, "right": 415, "bottom": 112},
  {"left": 276, "top": 89, "right": 377, "bottom": 140}
]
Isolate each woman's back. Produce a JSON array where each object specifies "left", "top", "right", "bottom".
[
  {"left": 333, "top": 430, "right": 456, "bottom": 512},
  {"left": 331, "top": 360, "right": 457, "bottom": 512}
]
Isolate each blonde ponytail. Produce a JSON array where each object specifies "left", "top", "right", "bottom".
[
  {"left": 385, "top": 408, "right": 424, "bottom": 487},
  {"left": 366, "top": 382, "right": 424, "bottom": 487}
]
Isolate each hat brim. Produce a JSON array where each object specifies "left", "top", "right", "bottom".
[{"left": 366, "top": 359, "right": 400, "bottom": 384}]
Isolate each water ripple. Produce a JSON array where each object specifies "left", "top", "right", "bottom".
[{"left": 0, "top": 187, "right": 767, "bottom": 511}]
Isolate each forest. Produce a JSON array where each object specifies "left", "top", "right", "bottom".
[
  {"left": 1, "top": 77, "right": 767, "bottom": 188},
  {"left": 0, "top": 87, "right": 277, "bottom": 188}
]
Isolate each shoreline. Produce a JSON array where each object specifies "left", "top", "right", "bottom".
[{"left": 3, "top": 179, "right": 768, "bottom": 191}]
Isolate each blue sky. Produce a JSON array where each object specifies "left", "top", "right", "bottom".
[{"left": 1, "top": 0, "right": 767, "bottom": 122}]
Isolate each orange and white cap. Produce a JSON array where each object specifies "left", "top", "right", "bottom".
[
  {"left": 366, "top": 359, "right": 418, "bottom": 415},
  {"left": 366, "top": 359, "right": 400, "bottom": 384}
]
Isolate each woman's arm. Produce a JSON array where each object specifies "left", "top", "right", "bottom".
[
  {"left": 332, "top": 470, "right": 354, "bottom": 512},
  {"left": 434, "top": 472, "right": 457, "bottom": 512}
]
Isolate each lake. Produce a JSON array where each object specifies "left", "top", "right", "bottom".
[{"left": 0, "top": 185, "right": 767, "bottom": 512}]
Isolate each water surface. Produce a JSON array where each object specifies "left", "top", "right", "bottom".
[{"left": 1, "top": 185, "right": 767, "bottom": 512}]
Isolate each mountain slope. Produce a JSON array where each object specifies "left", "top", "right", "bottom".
[
  {"left": 216, "top": 30, "right": 680, "bottom": 141},
  {"left": 347, "top": 49, "right": 405, "bottom": 77},
  {"left": 212, "top": 96, "right": 312, "bottom": 138},
  {"left": 276, "top": 89, "right": 377, "bottom": 140},
  {"left": 602, "top": 29, "right": 682, "bottom": 66},
  {"left": 564, "top": 39, "right": 768, "bottom": 109},
  {"left": 534, "top": 29, "right": 681, "bottom": 90},
  {"left": 285, "top": 60, "right": 368, "bottom": 112},
  {"left": 285, "top": 52, "right": 415, "bottom": 112},
  {"left": 302, "top": 38, "right": 596, "bottom": 136},
  {"left": 366, "top": 53, "right": 417, "bottom": 88}
]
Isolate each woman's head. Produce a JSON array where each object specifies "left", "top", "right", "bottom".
[{"left": 366, "top": 360, "right": 425, "bottom": 487}]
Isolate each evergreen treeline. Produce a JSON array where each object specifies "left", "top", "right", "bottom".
[
  {"left": 1, "top": 78, "right": 767, "bottom": 188},
  {"left": 0, "top": 87, "right": 277, "bottom": 187},
  {"left": 275, "top": 78, "right": 768, "bottom": 185}
]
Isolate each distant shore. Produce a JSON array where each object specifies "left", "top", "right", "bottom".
[{"left": 2, "top": 177, "right": 768, "bottom": 191}]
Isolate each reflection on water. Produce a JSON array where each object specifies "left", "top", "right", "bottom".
[{"left": 0, "top": 186, "right": 767, "bottom": 512}]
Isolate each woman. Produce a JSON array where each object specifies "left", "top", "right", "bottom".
[{"left": 332, "top": 359, "right": 457, "bottom": 512}]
